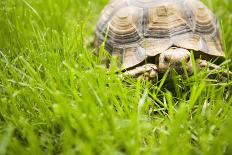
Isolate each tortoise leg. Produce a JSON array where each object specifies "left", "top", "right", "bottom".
[
  {"left": 197, "top": 59, "right": 221, "bottom": 70},
  {"left": 122, "top": 64, "right": 158, "bottom": 80},
  {"left": 197, "top": 59, "right": 232, "bottom": 79}
]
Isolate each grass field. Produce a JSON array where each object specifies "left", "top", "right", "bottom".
[{"left": 0, "top": 0, "right": 232, "bottom": 154}]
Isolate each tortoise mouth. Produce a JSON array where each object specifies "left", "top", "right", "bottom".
[{"left": 158, "top": 67, "right": 193, "bottom": 78}]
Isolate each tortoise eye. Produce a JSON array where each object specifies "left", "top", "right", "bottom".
[
  {"left": 164, "top": 56, "right": 171, "bottom": 63},
  {"left": 186, "top": 56, "right": 191, "bottom": 62}
]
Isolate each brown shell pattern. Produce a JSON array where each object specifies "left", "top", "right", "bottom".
[{"left": 95, "top": 0, "right": 224, "bottom": 69}]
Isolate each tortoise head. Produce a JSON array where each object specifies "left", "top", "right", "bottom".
[{"left": 158, "top": 47, "right": 193, "bottom": 75}]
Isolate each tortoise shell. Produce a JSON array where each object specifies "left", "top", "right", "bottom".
[{"left": 94, "top": 0, "right": 224, "bottom": 69}]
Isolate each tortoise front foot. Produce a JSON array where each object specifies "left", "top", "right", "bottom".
[
  {"left": 122, "top": 64, "right": 158, "bottom": 81},
  {"left": 197, "top": 59, "right": 232, "bottom": 81}
]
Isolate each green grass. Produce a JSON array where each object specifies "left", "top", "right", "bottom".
[{"left": 0, "top": 0, "right": 232, "bottom": 154}]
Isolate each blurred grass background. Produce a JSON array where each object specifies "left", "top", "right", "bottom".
[{"left": 0, "top": 0, "right": 232, "bottom": 154}]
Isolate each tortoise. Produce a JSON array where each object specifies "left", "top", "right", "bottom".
[{"left": 94, "top": 0, "right": 227, "bottom": 79}]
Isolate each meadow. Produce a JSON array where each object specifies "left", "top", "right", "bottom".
[{"left": 0, "top": 0, "right": 232, "bottom": 154}]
